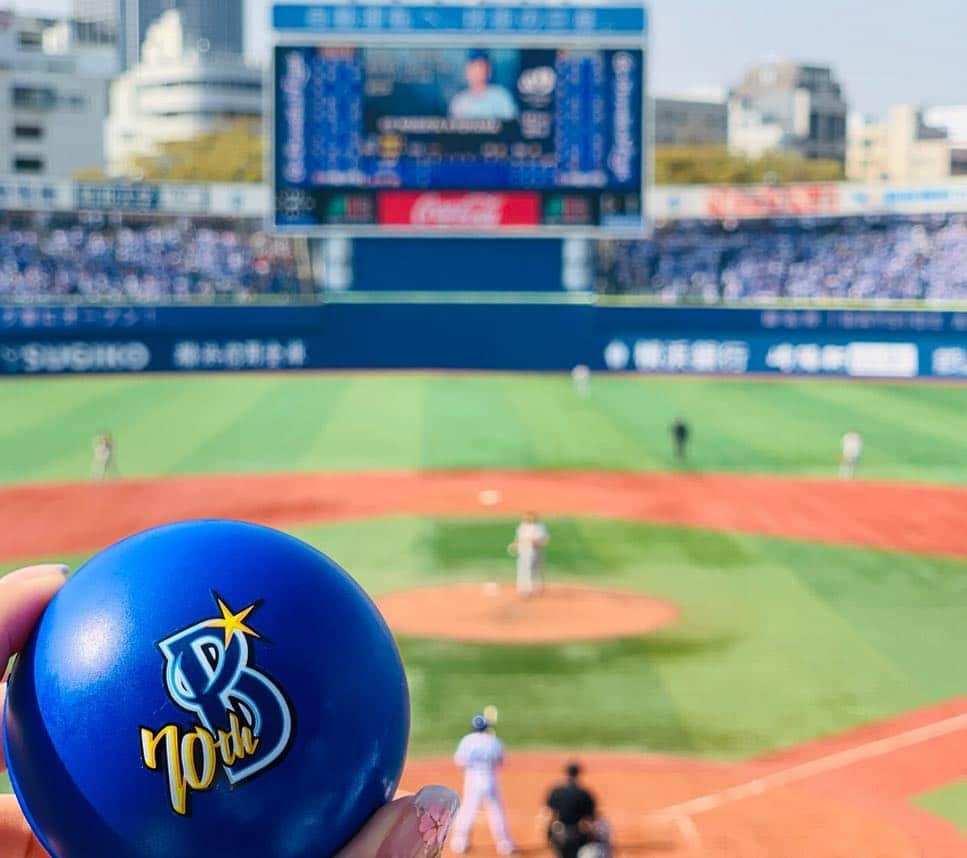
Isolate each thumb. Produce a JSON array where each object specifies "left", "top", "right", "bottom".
[
  {"left": 336, "top": 786, "right": 459, "bottom": 858},
  {"left": 0, "top": 795, "right": 48, "bottom": 858}
]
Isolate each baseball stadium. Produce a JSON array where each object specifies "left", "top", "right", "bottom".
[{"left": 3, "top": 1, "right": 967, "bottom": 856}]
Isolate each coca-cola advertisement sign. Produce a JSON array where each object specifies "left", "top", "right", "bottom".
[{"left": 378, "top": 192, "right": 541, "bottom": 229}]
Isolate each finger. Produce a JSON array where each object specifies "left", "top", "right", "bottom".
[
  {"left": 0, "top": 795, "right": 47, "bottom": 857},
  {"left": 335, "top": 797, "right": 411, "bottom": 858},
  {"left": 335, "top": 786, "right": 460, "bottom": 858},
  {"left": 0, "top": 567, "right": 66, "bottom": 773},
  {"left": 0, "top": 567, "right": 67, "bottom": 667},
  {"left": 0, "top": 565, "right": 69, "bottom": 589}
]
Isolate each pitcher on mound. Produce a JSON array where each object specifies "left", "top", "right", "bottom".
[{"left": 508, "top": 512, "right": 550, "bottom": 598}]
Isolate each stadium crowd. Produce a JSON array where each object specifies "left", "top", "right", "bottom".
[
  {"left": 600, "top": 214, "right": 967, "bottom": 302},
  {"left": 1, "top": 212, "right": 966, "bottom": 302},
  {"left": 0, "top": 213, "right": 307, "bottom": 301}
]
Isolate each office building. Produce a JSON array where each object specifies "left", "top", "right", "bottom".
[
  {"left": 119, "top": 0, "right": 243, "bottom": 69},
  {"left": 653, "top": 94, "right": 728, "bottom": 147},
  {"left": 0, "top": 13, "right": 115, "bottom": 178},
  {"left": 105, "top": 9, "right": 261, "bottom": 175},
  {"left": 74, "top": 0, "right": 118, "bottom": 23},
  {"left": 728, "top": 61, "right": 848, "bottom": 162},
  {"left": 847, "top": 106, "right": 950, "bottom": 182},
  {"left": 924, "top": 105, "right": 967, "bottom": 176}
]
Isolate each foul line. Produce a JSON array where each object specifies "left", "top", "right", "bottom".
[{"left": 655, "top": 710, "right": 967, "bottom": 818}]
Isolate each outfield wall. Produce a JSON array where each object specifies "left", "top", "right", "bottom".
[{"left": 2, "top": 303, "right": 966, "bottom": 380}]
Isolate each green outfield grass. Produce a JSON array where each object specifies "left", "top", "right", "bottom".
[
  {"left": 1, "top": 373, "right": 967, "bottom": 484},
  {"left": 914, "top": 780, "right": 967, "bottom": 834},
  {"left": 4, "top": 516, "right": 966, "bottom": 763}
]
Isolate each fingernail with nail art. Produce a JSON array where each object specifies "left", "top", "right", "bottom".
[{"left": 377, "top": 786, "right": 460, "bottom": 858}]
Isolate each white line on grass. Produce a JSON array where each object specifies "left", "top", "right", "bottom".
[{"left": 655, "top": 710, "right": 967, "bottom": 818}]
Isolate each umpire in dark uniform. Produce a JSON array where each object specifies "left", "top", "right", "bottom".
[
  {"left": 671, "top": 417, "right": 690, "bottom": 463},
  {"left": 543, "top": 762, "right": 597, "bottom": 858}
]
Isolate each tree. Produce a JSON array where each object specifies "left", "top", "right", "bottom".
[
  {"left": 72, "top": 167, "right": 110, "bottom": 181},
  {"left": 654, "top": 146, "right": 844, "bottom": 185},
  {"left": 129, "top": 119, "right": 264, "bottom": 183}
]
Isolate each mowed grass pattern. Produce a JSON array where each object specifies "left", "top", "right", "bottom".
[
  {"left": 1, "top": 374, "right": 967, "bottom": 483},
  {"left": 5, "top": 517, "right": 966, "bottom": 760}
]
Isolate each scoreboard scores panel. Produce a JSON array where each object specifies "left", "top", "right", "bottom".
[{"left": 271, "top": 2, "right": 648, "bottom": 236}]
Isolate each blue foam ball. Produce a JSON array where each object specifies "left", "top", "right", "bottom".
[{"left": 3, "top": 520, "right": 409, "bottom": 858}]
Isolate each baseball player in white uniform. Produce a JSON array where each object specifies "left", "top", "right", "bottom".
[
  {"left": 508, "top": 512, "right": 550, "bottom": 598},
  {"left": 91, "top": 432, "right": 118, "bottom": 481},
  {"left": 840, "top": 430, "right": 863, "bottom": 479},
  {"left": 571, "top": 364, "right": 591, "bottom": 398},
  {"left": 450, "top": 714, "right": 515, "bottom": 855}
]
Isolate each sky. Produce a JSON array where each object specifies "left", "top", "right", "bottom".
[{"left": 7, "top": 0, "right": 967, "bottom": 117}]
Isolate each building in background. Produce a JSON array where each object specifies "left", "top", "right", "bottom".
[
  {"left": 73, "top": 0, "right": 123, "bottom": 70},
  {"left": 924, "top": 106, "right": 967, "bottom": 176},
  {"left": 105, "top": 9, "right": 261, "bottom": 175},
  {"left": 0, "top": 12, "right": 116, "bottom": 178},
  {"left": 653, "top": 93, "right": 728, "bottom": 147},
  {"left": 117, "top": 0, "right": 243, "bottom": 70},
  {"left": 728, "top": 61, "right": 848, "bottom": 162},
  {"left": 74, "top": 0, "right": 118, "bottom": 24},
  {"left": 847, "top": 106, "right": 949, "bottom": 183}
]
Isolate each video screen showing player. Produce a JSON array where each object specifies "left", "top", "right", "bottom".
[
  {"left": 275, "top": 43, "right": 643, "bottom": 200},
  {"left": 363, "top": 47, "right": 556, "bottom": 162},
  {"left": 448, "top": 50, "right": 519, "bottom": 121}
]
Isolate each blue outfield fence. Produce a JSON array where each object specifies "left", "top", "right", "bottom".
[{"left": 1, "top": 303, "right": 966, "bottom": 379}]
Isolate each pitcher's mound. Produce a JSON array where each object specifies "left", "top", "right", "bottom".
[{"left": 377, "top": 583, "right": 679, "bottom": 643}]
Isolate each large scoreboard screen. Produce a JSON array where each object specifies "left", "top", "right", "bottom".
[{"left": 272, "top": 2, "right": 648, "bottom": 235}]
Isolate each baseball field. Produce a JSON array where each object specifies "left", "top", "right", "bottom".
[{"left": 3, "top": 372, "right": 967, "bottom": 856}]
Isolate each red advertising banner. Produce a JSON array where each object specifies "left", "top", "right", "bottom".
[
  {"left": 706, "top": 184, "right": 841, "bottom": 219},
  {"left": 378, "top": 192, "right": 541, "bottom": 229}
]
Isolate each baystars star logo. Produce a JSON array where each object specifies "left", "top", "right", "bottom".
[{"left": 140, "top": 594, "right": 294, "bottom": 815}]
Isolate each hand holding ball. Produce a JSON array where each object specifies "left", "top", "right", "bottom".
[{"left": 3, "top": 520, "right": 409, "bottom": 858}]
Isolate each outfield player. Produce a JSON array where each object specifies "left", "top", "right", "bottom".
[
  {"left": 840, "top": 430, "right": 863, "bottom": 479},
  {"left": 571, "top": 364, "right": 591, "bottom": 398},
  {"left": 450, "top": 714, "right": 515, "bottom": 855},
  {"left": 671, "top": 418, "right": 690, "bottom": 463},
  {"left": 91, "top": 432, "right": 118, "bottom": 481},
  {"left": 508, "top": 512, "right": 550, "bottom": 597}
]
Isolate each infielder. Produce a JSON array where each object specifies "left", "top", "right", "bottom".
[
  {"left": 508, "top": 512, "right": 549, "bottom": 597},
  {"left": 91, "top": 432, "right": 118, "bottom": 481},
  {"left": 450, "top": 714, "right": 516, "bottom": 855},
  {"left": 840, "top": 430, "right": 863, "bottom": 479}
]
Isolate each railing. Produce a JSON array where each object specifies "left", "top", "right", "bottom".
[
  {"left": 3, "top": 177, "right": 967, "bottom": 220},
  {"left": 3, "top": 290, "right": 967, "bottom": 311}
]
